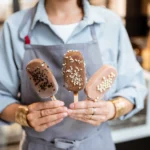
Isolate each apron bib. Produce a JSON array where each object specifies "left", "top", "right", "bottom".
[{"left": 19, "top": 8, "right": 115, "bottom": 150}]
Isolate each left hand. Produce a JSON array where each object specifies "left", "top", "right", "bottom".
[{"left": 68, "top": 100, "right": 115, "bottom": 126}]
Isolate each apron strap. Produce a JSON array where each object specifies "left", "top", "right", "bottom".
[{"left": 90, "top": 24, "right": 97, "bottom": 42}]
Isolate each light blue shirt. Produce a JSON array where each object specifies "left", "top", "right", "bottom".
[{"left": 0, "top": 0, "right": 147, "bottom": 125}]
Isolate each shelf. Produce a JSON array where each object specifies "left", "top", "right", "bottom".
[
  {"left": 0, "top": 124, "right": 22, "bottom": 145},
  {"left": 112, "top": 125, "right": 150, "bottom": 143}
]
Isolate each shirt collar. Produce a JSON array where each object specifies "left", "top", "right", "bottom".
[
  {"left": 31, "top": 0, "right": 49, "bottom": 30},
  {"left": 31, "top": 0, "right": 106, "bottom": 30},
  {"left": 82, "top": 0, "right": 105, "bottom": 24}
]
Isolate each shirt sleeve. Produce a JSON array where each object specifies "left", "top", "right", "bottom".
[
  {"left": 111, "top": 21, "right": 148, "bottom": 120},
  {"left": 0, "top": 21, "right": 20, "bottom": 125}
]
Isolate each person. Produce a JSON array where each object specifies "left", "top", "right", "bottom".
[{"left": 0, "top": 0, "right": 147, "bottom": 149}]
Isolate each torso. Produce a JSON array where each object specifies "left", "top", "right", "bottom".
[{"left": 4, "top": 4, "right": 121, "bottom": 150}]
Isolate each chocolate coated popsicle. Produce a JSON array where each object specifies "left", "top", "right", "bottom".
[
  {"left": 85, "top": 65, "right": 117, "bottom": 102},
  {"left": 62, "top": 50, "right": 86, "bottom": 102},
  {"left": 26, "top": 59, "right": 58, "bottom": 100}
]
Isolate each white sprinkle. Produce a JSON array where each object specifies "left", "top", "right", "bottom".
[
  {"left": 100, "top": 89, "right": 103, "bottom": 93},
  {"left": 41, "top": 63, "right": 45, "bottom": 67},
  {"left": 102, "top": 77, "right": 106, "bottom": 80},
  {"left": 94, "top": 99, "right": 98, "bottom": 102},
  {"left": 66, "top": 69, "right": 72, "bottom": 73},
  {"left": 108, "top": 75, "right": 111, "bottom": 78}
]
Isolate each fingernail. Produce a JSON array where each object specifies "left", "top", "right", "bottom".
[
  {"left": 63, "top": 113, "right": 68, "bottom": 117},
  {"left": 64, "top": 107, "right": 68, "bottom": 111},
  {"left": 60, "top": 102, "right": 64, "bottom": 105},
  {"left": 70, "top": 104, "right": 74, "bottom": 109},
  {"left": 68, "top": 109, "right": 73, "bottom": 114},
  {"left": 28, "top": 105, "right": 32, "bottom": 111}
]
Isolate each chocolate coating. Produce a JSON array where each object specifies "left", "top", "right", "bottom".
[
  {"left": 84, "top": 65, "right": 117, "bottom": 101},
  {"left": 62, "top": 50, "right": 86, "bottom": 92},
  {"left": 26, "top": 59, "right": 58, "bottom": 98}
]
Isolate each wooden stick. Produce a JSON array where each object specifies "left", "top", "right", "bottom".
[
  {"left": 51, "top": 95, "right": 57, "bottom": 101},
  {"left": 74, "top": 92, "right": 78, "bottom": 103}
]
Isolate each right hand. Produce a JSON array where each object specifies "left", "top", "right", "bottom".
[{"left": 27, "top": 100, "right": 68, "bottom": 132}]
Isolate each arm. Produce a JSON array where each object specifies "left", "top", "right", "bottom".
[
  {"left": 0, "top": 104, "right": 21, "bottom": 123},
  {"left": 1, "top": 101, "right": 68, "bottom": 132},
  {"left": 0, "top": 22, "right": 68, "bottom": 131},
  {"left": 68, "top": 20, "right": 147, "bottom": 125},
  {"left": 0, "top": 21, "right": 21, "bottom": 124},
  {"left": 68, "top": 97, "right": 133, "bottom": 126},
  {"left": 111, "top": 20, "right": 147, "bottom": 120}
]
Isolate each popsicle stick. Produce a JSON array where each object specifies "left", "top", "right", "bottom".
[
  {"left": 51, "top": 95, "right": 57, "bottom": 101},
  {"left": 74, "top": 92, "right": 78, "bottom": 103}
]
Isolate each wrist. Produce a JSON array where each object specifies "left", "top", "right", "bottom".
[
  {"left": 0, "top": 103, "right": 21, "bottom": 122},
  {"left": 110, "top": 97, "right": 126, "bottom": 120},
  {"left": 106, "top": 101, "right": 116, "bottom": 120}
]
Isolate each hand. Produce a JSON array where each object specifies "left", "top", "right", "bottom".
[
  {"left": 27, "top": 100, "right": 68, "bottom": 132},
  {"left": 68, "top": 100, "right": 115, "bottom": 126}
]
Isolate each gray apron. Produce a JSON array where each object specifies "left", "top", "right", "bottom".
[{"left": 19, "top": 8, "right": 116, "bottom": 150}]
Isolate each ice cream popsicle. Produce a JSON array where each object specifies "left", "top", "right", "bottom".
[
  {"left": 26, "top": 59, "right": 58, "bottom": 100},
  {"left": 85, "top": 65, "right": 117, "bottom": 102},
  {"left": 62, "top": 50, "right": 86, "bottom": 102}
]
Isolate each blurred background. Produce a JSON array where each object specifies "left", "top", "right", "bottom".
[{"left": 0, "top": 0, "right": 150, "bottom": 150}]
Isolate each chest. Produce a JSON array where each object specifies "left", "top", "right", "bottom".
[{"left": 13, "top": 23, "right": 119, "bottom": 71}]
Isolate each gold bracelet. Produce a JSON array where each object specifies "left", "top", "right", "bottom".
[
  {"left": 111, "top": 97, "right": 126, "bottom": 119},
  {"left": 15, "top": 105, "right": 30, "bottom": 127}
]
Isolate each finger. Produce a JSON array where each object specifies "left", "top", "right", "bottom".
[
  {"left": 68, "top": 107, "right": 108, "bottom": 115},
  {"left": 34, "top": 118, "right": 64, "bottom": 132},
  {"left": 28, "top": 100, "right": 64, "bottom": 112},
  {"left": 40, "top": 107, "right": 68, "bottom": 117},
  {"left": 70, "top": 114, "right": 107, "bottom": 122},
  {"left": 70, "top": 116, "right": 100, "bottom": 126},
  {"left": 69, "top": 100, "right": 106, "bottom": 109},
  {"left": 37, "top": 112, "right": 68, "bottom": 125},
  {"left": 27, "top": 107, "right": 68, "bottom": 120},
  {"left": 30, "top": 112, "right": 68, "bottom": 127}
]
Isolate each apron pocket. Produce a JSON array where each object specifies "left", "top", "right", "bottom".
[
  {"left": 28, "top": 141, "right": 59, "bottom": 150},
  {"left": 28, "top": 142, "right": 46, "bottom": 150}
]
